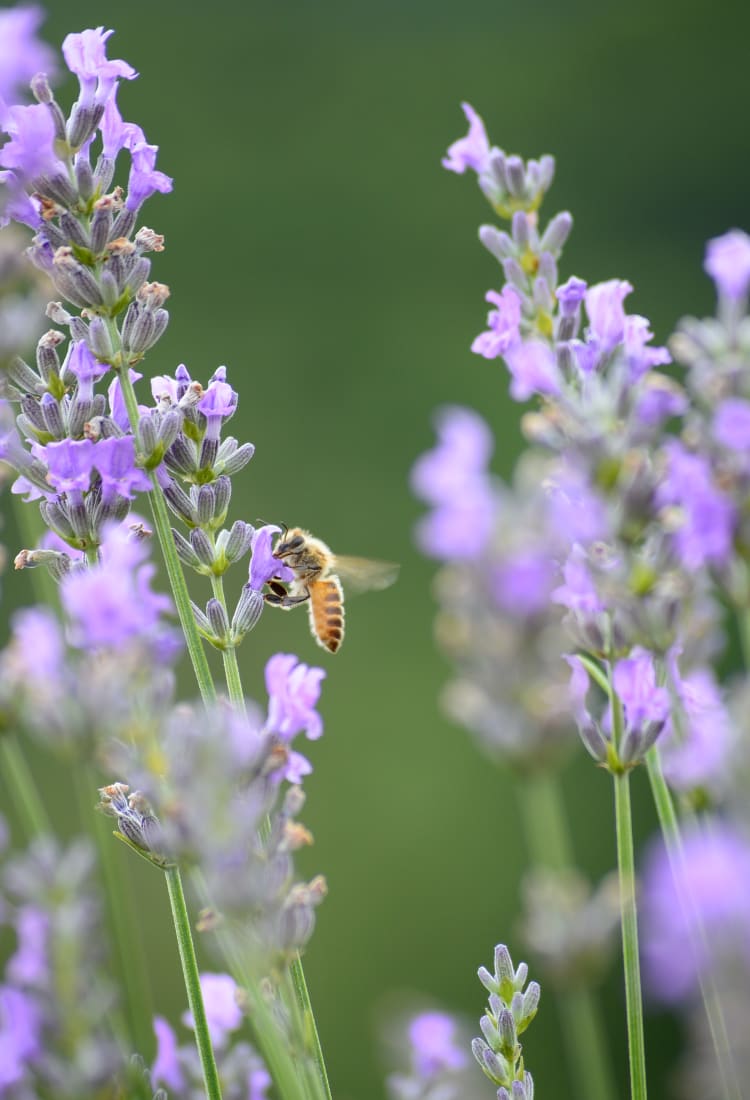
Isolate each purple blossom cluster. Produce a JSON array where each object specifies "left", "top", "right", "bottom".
[
  {"left": 386, "top": 1011, "right": 477, "bottom": 1100},
  {"left": 100, "top": 653, "right": 328, "bottom": 961},
  {"left": 413, "top": 100, "right": 750, "bottom": 1097}
]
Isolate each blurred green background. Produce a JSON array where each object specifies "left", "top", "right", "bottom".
[{"left": 3, "top": 0, "right": 750, "bottom": 1096}]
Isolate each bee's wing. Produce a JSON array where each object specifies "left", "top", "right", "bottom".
[{"left": 333, "top": 555, "right": 400, "bottom": 595}]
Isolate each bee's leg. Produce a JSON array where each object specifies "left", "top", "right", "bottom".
[{"left": 264, "top": 583, "right": 311, "bottom": 609}]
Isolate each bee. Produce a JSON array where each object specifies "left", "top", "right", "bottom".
[{"left": 265, "top": 527, "right": 398, "bottom": 653}]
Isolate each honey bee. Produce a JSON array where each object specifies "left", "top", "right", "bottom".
[{"left": 265, "top": 527, "right": 398, "bottom": 653}]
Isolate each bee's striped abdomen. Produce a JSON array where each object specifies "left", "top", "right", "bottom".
[{"left": 308, "top": 576, "right": 345, "bottom": 653}]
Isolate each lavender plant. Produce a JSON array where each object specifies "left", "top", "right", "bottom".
[
  {"left": 0, "top": 18, "right": 336, "bottom": 1100},
  {"left": 412, "top": 101, "right": 750, "bottom": 1100}
]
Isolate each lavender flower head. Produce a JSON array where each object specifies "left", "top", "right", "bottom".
[
  {"left": 387, "top": 1010, "right": 475, "bottom": 1100},
  {"left": 0, "top": 6, "right": 56, "bottom": 111}
]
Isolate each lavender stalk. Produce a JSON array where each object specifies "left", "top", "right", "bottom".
[
  {"left": 165, "top": 865, "right": 224, "bottom": 1100},
  {"left": 610, "top": 691, "right": 647, "bottom": 1100}
]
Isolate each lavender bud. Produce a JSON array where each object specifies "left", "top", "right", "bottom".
[
  {"left": 497, "top": 1009, "right": 517, "bottom": 1058},
  {"left": 164, "top": 483, "right": 198, "bottom": 525},
  {"left": 67, "top": 101, "right": 105, "bottom": 149},
  {"left": 479, "top": 224, "right": 515, "bottom": 263},
  {"left": 173, "top": 529, "right": 202, "bottom": 570},
  {"left": 199, "top": 436, "right": 219, "bottom": 470},
  {"left": 135, "top": 227, "right": 165, "bottom": 253},
  {"left": 520, "top": 982, "right": 540, "bottom": 1027},
  {"left": 206, "top": 598, "right": 230, "bottom": 641},
  {"left": 68, "top": 495, "right": 90, "bottom": 541},
  {"left": 224, "top": 520, "right": 254, "bottom": 563},
  {"left": 31, "top": 72, "right": 53, "bottom": 104},
  {"left": 75, "top": 154, "right": 95, "bottom": 202},
  {"left": 36, "top": 330, "right": 64, "bottom": 383},
  {"left": 8, "top": 355, "right": 44, "bottom": 394},
  {"left": 540, "top": 211, "right": 573, "bottom": 254},
  {"left": 122, "top": 303, "right": 154, "bottom": 355},
  {"left": 511, "top": 211, "right": 531, "bottom": 249},
  {"left": 93, "top": 154, "right": 116, "bottom": 194},
  {"left": 90, "top": 203, "right": 113, "bottom": 255},
  {"left": 53, "top": 248, "right": 104, "bottom": 307},
  {"left": 111, "top": 207, "right": 137, "bottom": 240},
  {"left": 59, "top": 211, "right": 90, "bottom": 250},
  {"left": 502, "top": 257, "right": 527, "bottom": 294},
  {"left": 40, "top": 498, "right": 75, "bottom": 538},
  {"left": 40, "top": 393, "right": 64, "bottom": 437},
  {"left": 488, "top": 149, "right": 509, "bottom": 191},
  {"left": 537, "top": 252, "right": 557, "bottom": 292},
  {"left": 136, "top": 415, "right": 158, "bottom": 458},
  {"left": 191, "top": 601, "right": 212, "bottom": 634},
  {"left": 576, "top": 718, "right": 609, "bottom": 764},
  {"left": 231, "top": 586, "right": 264, "bottom": 637},
  {"left": 157, "top": 410, "right": 182, "bottom": 451},
  {"left": 68, "top": 397, "right": 95, "bottom": 438},
  {"left": 123, "top": 255, "right": 151, "bottom": 296},
  {"left": 20, "top": 394, "right": 47, "bottom": 431},
  {"left": 532, "top": 275, "right": 554, "bottom": 313},
  {"left": 165, "top": 434, "right": 198, "bottom": 476},
  {"left": 87, "top": 316, "right": 114, "bottom": 360},
  {"left": 100, "top": 268, "right": 121, "bottom": 310},
  {"left": 39, "top": 168, "right": 79, "bottom": 207},
  {"left": 219, "top": 441, "right": 256, "bottom": 476},
  {"left": 190, "top": 528, "right": 216, "bottom": 570},
  {"left": 505, "top": 156, "right": 526, "bottom": 199},
  {"left": 196, "top": 485, "right": 215, "bottom": 526}
]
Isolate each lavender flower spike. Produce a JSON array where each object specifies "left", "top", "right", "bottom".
[{"left": 473, "top": 944, "right": 539, "bottom": 1093}]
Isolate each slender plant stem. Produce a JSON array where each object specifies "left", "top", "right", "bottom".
[
  {"left": 111, "top": 340, "right": 217, "bottom": 706},
  {"left": 645, "top": 749, "right": 741, "bottom": 1100},
  {"left": 207, "top": 574, "right": 333, "bottom": 1100},
  {"left": 0, "top": 735, "right": 50, "bottom": 837},
  {"left": 521, "top": 771, "right": 618, "bottom": 1100},
  {"left": 612, "top": 766, "right": 647, "bottom": 1100},
  {"left": 210, "top": 574, "right": 244, "bottom": 706},
  {"left": 165, "top": 865, "right": 224, "bottom": 1100},
  {"left": 190, "top": 870, "right": 309, "bottom": 1100}
]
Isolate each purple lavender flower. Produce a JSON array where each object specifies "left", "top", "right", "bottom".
[
  {"left": 552, "top": 545, "right": 604, "bottom": 616},
  {"left": 585, "top": 279, "right": 633, "bottom": 355},
  {"left": 504, "top": 339, "right": 561, "bottom": 401},
  {"left": 60, "top": 521, "right": 174, "bottom": 651},
  {"left": 39, "top": 437, "right": 96, "bottom": 495},
  {"left": 61, "top": 27, "right": 137, "bottom": 110},
  {"left": 442, "top": 102, "right": 492, "bottom": 175},
  {"left": 9, "top": 607, "right": 65, "bottom": 683},
  {"left": 704, "top": 229, "right": 750, "bottom": 301},
  {"left": 410, "top": 405, "right": 498, "bottom": 561},
  {"left": 93, "top": 436, "right": 151, "bottom": 501},
  {"left": 613, "top": 647, "right": 669, "bottom": 761},
  {"left": 126, "top": 134, "right": 173, "bottom": 211},
  {"left": 66, "top": 339, "right": 109, "bottom": 400},
  {"left": 198, "top": 367, "right": 238, "bottom": 440},
  {"left": 471, "top": 286, "right": 522, "bottom": 359},
  {"left": 265, "top": 653, "right": 325, "bottom": 743},
  {"left": 641, "top": 821, "right": 750, "bottom": 1003},
  {"left": 248, "top": 525, "right": 293, "bottom": 591},
  {"left": 182, "top": 972, "right": 243, "bottom": 1050},
  {"left": 0, "top": 103, "right": 60, "bottom": 181}
]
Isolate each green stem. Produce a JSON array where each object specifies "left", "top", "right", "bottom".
[
  {"left": 0, "top": 735, "right": 50, "bottom": 837},
  {"left": 612, "top": 767, "right": 647, "bottom": 1100},
  {"left": 113, "top": 346, "right": 217, "bottom": 706},
  {"left": 207, "top": 577, "right": 332, "bottom": 1100},
  {"left": 210, "top": 574, "right": 244, "bottom": 706},
  {"left": 521, "top": 772, "right": 618, "bottom": 1100},
  {"left": 165, "top": 866, "right": 223, "bottom": 1100},
  {"left": 737, "top": 606, "right": 750, "bottom": 670},
  {"left": 645, "top": 749, "right": 741, "bottom": 1100},
  {"left": 190, "top": 869, "right": 307, "bottom": 1100}
]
